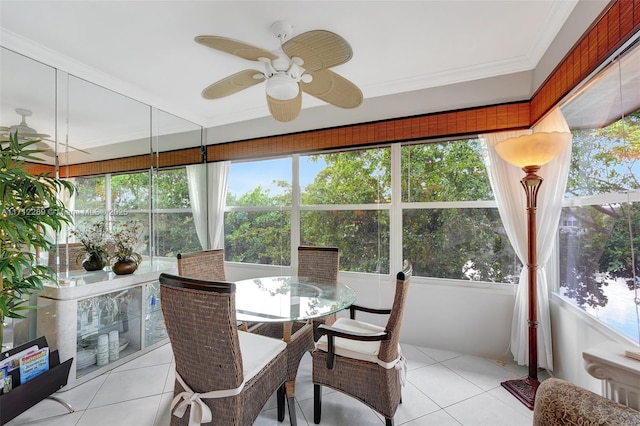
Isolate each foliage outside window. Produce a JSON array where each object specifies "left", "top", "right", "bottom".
[
  {"left": 300, "top": 149, "right": 390, "bottom": 274},
  {"left": 72, "top": 176, "right": 107, "bottom": 228},
  {"left": 402, "top": 140, "right": 519, "bottom": 281},
  {"left": 401, "top": 141, "right": 494, "bottom": 202},
  {"left": 558, "top": 111, "right": 640, "bottom": 341},
  {"left": 300, "top": 210, "right": 390, "bottom": 274},
  {"left": 152, "top": 168, "right": 200, "bottom": 257},
  {"left": 71, "top": 168, "right": 199, "bottom": 259},
  {"left": 224, "top": 143, "right": 517, "bottom": 280},
  {"left": 111, "top": 172, "right": 149, "bottom": 210},
  {"left": 225, "top": 158, "right": 292, "bottom": 265}
]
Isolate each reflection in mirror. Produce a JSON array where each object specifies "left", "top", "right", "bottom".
[
  {"left": 559, "top": 38, "right": 640, "bottom": 345},
  {"left": 1, "top": 47, "right": 57, "bottom": 167},
  {"left": 62, "top": 74, "right": 152, "bottom": 265},
  {"left": 0, "top": 48, "right": 60, "bottom": 346},
  {"left": 0, "top": 47, "right": 62, "bottom": 273},
  {"left": 64, "top": 74, "right": 152, "bottom": 164},
  {"left": 151, "top": 110, "right": 202, "bottom": 258}
]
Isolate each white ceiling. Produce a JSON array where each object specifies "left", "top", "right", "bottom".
[{"left": 0, "top": 0, "right": 609, "bottom": 159}]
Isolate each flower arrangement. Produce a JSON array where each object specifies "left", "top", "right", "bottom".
[
  {"left": 110, "top": 221, "right": 144, "bottom": 265},
  {"left": 70, "top": 221, "right": 109, "bottom": 268}
]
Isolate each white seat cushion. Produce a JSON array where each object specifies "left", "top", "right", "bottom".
[
  {"left": 238, "top": 330, "right": 287, "bottom": 381},
  {"left": 315, "top": 318, "right": 397, "bottom": 365}
]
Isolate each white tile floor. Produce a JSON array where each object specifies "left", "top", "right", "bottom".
[{"left": 6, "top": 342, "right": 545, "bottom": 426}]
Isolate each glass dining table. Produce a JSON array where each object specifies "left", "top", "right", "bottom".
[{"left": 234, "top": 276, "right": 356, "bottom": 425}]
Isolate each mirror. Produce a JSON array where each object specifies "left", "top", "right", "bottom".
[
  {"left": 1, "top": 46, "right": 204, "bottom": 270},
  {"left": 0, "top": 48, "right": 56, "bottom": 164}
]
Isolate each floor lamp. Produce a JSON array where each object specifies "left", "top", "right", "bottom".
[{"left": 494, "top": 131, "right": 571, "bottom": 409}]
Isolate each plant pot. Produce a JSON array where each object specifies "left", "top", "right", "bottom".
[
  {"left": 82, "top": 253, "right": 106, "bottom": 271},
  {"left": 112, "top": 260, "right": 138, "bottom": 275}
]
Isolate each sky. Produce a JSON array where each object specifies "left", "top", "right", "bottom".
[
  {"left": 227, "top": 156, "right": 326, "bottom": 197},
  {"left": 562, "top": 278, "right": 640, "bottom": 345}
]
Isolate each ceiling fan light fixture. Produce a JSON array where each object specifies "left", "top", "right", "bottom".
[
  {"left": 266, "top": 74, "right": 299, "bottom": 100},
  {"left": 9, "top": 123, "right": 38, "bottom": 139}
]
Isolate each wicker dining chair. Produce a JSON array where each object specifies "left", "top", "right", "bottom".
[
  {"left": 312, "top": 260, "right": 412, "bottom": 426},
  {"left": 158, "top": 272, "right": 289, "bottom": 426},
  {"left": 176, "top": 249, "right": 226, "bottom": 280},
  {"left": 178, "top": 249, "right": 254, "bottom": 331},
  {"left": 298, "top": 246, "right": 340, "bottom": 342},
  {"left": 48, "top": 243, "right": 85, "bottom": 271}
]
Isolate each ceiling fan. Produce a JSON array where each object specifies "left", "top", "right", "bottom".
[
  {"left": 0, "top": 108, "right": 90, "bottom": 157},
  {"left": 196, "top": 21, "right": 363, "bottom": 122}
]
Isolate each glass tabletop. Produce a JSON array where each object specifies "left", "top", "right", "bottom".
[{"left": 234, "top": 276, "right": 356, "bottom": 323}]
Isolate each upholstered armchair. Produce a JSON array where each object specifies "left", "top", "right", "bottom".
[{"left": 533, "top": 378, "right": 640, "bottom": 426}]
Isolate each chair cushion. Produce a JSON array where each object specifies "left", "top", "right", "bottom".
[
  {"left": 238, "top": 330, "right": 287, "bottom": 381},
  {"left": 315, "top": 318, "right": 399, "bottom": 365}
]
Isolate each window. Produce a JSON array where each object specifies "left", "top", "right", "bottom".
[
  {"left": 152, "top": 168, "right": 200, "bottom": 257},
  {"left": 402, "top": 140, "right": 519, "bottom": 281},
  {"left": 223, "top": 142, "right": 518, "bottom": 281},
  {"left": 558, "top": 40, "right": 640, "bottom": 341},
  {"left": 557, "top": 115, "right": 640, "bottom": 341},
  {"left": 225, "top": 158, "right": 292, "bottom": 265},
  {"left": 300, "top": 149, "right": 390, "bottom": 274}
]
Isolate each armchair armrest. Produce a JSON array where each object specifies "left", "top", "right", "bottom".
[
  {"left": 317, "top": 324, "right": 389, "bottom": 369},
  {"left": 349, "top": 304, "right": 391, "bottom": 319},
  {"left": 534, "top": 378, "right": 640, "bottom": 426}
]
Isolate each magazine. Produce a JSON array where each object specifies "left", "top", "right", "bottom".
[
  {"left": 18, "top": 347, "right": 49, "bottom": 385},
  {"left": 0, "top": 345, "right": 38, "bottom": 372}
]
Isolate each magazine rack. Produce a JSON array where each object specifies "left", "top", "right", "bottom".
[{"left": 0, "top": 336, "right": 74, "bottom": 425}]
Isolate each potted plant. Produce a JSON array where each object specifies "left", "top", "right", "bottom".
[
  {"left": 0, "top": 132, "right": 74, "bottom": 349},
  {"left": 109, "top": 221, "right": 144, "bottom": 275},
  {"left": 70, "top": 221, "right": 109, "bottom": 271}
]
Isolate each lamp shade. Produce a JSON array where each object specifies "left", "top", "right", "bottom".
[{"left": 495, "top": 131, "right": 571, "bottom": 168}]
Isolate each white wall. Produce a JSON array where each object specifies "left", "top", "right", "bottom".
[
  {"left": 550, "top": 293, "right": 634, "bottom": 393},
  {"left": 225, "top": 262, "right": 516, "bottom": 361},
  {"left": 226, "top": 261, "right": 638, "bottom": 388}
]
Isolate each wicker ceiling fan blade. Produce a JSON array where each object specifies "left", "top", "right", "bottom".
[
  {"left": 282, "top": 30, "right": 353, "bottom": 72},
  {"left": 195, "top": 36, "right": 277, "bottom": 61},
  {"left": 0, "top": 128, "right": 51, "bottom": 140},
  {"left": 34, "top": 140, "right": 56, "bottom": 157},
  {"left": 267, "top": 90, "right": 302, "bottom": 122},
  {"left": 302, "top": 69, "right": 363, "bottom": 109},
  {"left": 202, "top": 69, "right": 265, "bottom": 99}
]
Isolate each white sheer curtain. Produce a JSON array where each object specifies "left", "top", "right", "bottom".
[
  {"left": 480, "top": 108, "right": 572, "bottom": 371},
  {"left": 206, "top": 161, "right": 229, "bottom": 249},
  {"left": 186, "top": 161, "right": 230, "bottom": 250},
  {"left": 186, "top": 164, "right": 208, "bottom": 249}
]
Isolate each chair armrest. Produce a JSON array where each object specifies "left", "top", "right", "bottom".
[
  {"left": 317, "top": 324, "right": 389, "bottom": 369},
  {"left": 534, "top": 378, "right": 640, "bottom": 426},
  {"left": 349, "top": 304, "right": 391, "bottom": 319}
]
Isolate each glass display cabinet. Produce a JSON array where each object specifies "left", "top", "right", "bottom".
[{"left": 36, "top": 260, "right": 175, "bottom": 389}]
